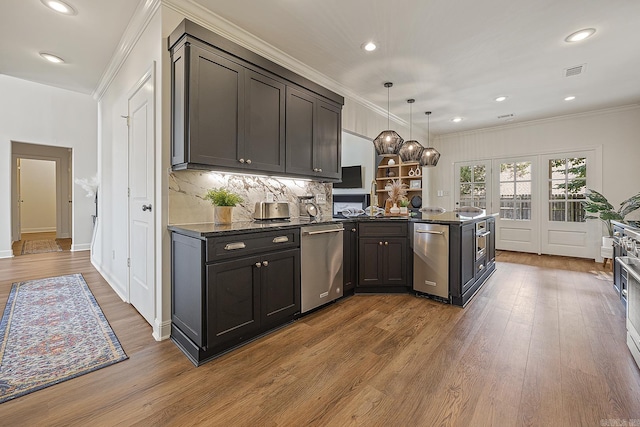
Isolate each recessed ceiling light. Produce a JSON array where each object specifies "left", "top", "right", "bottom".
[
  {"left": 362, "top": 42, "right": 377, "bottom": 52},
  {"left": 495, "top": 96, "right": 508, "bottom": 102},
  {"left": 451, "top": 117, "right": 463, "bottom": 123},
  {"left": 564, "top": 96, "right": 576, "bottom": 101},
  {"left": 41, "top": 0, "right": 77, "bottom": 15},
  {"left": 565, "top": 28, "right": 595, "bottom": 43},
  {"left": 40, "top": 52, "right": 65, "bottom": 63}
]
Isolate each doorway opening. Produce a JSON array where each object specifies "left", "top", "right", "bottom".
[{"left": 10, "top": 142, "right": 73, "bottom": 256}]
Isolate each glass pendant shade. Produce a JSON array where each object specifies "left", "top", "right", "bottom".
[
  {"left": 374, "top": 130, "right": 404, "bottom": 155},
  {"left": 398, "top": 140, "right": 423, "bottom": 162},
  {"left": 373, "top": 82, "right": 404, "bottom": 156},
  {"left": 419, "top": 147, "right": 441, "bottom": 167}
]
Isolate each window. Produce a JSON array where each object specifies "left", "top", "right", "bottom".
[
  {"left": 459, "top": 164, "right": 487, "bottom": 208},
  {"left": 548, "top": 157, "right": 586, "bottom": 222},
  {"left": 499, "top": 161, "right": 531, "bottom": 220}
]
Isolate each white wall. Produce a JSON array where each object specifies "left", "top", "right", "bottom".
[
  {"left": 19, "top": 159, "right": 56, "bottom": 233},
  {"left": 425, "top": 105, "right": 640, "bottom": 222},
  {"left": 95, "top": 7, "right": 165, "bottom": 338},
  {"left": 0, "top": 75, "right": 97, "bottom": 258}
]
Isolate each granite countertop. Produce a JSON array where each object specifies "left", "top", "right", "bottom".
[{"left": 169, "top": 210, "right": 498, "bottom": 238}]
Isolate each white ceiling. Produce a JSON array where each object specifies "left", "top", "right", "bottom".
[{"left": 2, "top": 0, "right": 639, "bottom": 135}]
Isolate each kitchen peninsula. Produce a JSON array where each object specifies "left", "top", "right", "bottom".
[{"left": 169, "top": 211, "right": 496, "bottom": 365}]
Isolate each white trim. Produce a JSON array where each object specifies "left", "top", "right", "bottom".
[
  {"left": 90, "top": 259, "right": 128, "bottom": 303},
  {"left": 0, "top": 250, "right": 14, "bottom": 259},
  {"left": 20, "top": 227, "right": 56, "bottom": 233},
  {"left": 162, "top": 0, "right": 409, "bottom": 128},
  {"left": 153, "top": 319, "right": 171, "bottom": 341},
  {"left": 92, "top": 0, "right": 161, "bottom": 101},
  {"left": 71, "top": 243, "right": 91, "bottom": 251}
]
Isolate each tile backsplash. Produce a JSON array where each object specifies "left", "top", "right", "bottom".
[{"left": 169, "top": 170, "right": 333, "bottom": 224}]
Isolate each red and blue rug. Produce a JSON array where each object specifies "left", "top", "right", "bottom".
[{"left": 0, "top": 273, "right": 128, "bottom": 404}]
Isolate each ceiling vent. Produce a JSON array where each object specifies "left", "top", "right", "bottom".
[
  {"left": 564, "top": 64, "right": 586, "bottom": 77},
  {"left": 497, "top": 114, "right": 515, "bottom": 120}
]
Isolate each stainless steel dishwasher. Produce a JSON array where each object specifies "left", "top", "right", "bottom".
[
  {"left": 300, "top": 223, "right": 344, "bottom": 313},
  {"left": 413, "top": 223, "right": 449, "bottom": 299}
]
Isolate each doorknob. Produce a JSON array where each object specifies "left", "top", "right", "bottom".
[{"left": 142, "top": 204, "right": 152, "bottom": 212}]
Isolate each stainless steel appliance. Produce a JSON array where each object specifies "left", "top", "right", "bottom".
[
  {"left": 300, "top": 224, "right": 344, "bottom": 313},
  {"left": 413, "top": 223, "right": 449, "bottom": 299},
  {"left": 475, "top": 220, "right": 489, "bottom": 261},
  {"left": 298, "top": 196, "right": 319, "bottom": 219},
  {"left": 617, "top": 227, "right": 640, "bottom": 369},
  {"left": 253, "top": 202, "right": 290, "bottom": 220}
]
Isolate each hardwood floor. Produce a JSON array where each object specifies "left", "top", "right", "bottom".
[
  {"left": 11, "top": 231, "right": 72, "bottom": 256},
  {"left": 1, "top": 250, "right": 639, "bottom": 426}
]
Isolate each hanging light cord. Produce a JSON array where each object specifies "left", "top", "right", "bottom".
[{"left": 387, "top": 85, "right": 390, "bottom": 130}]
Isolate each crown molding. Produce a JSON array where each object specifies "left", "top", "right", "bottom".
[
  {"left": 162, "top": 0, "right": 408, "bottom": 127},
  {"left": 92, "top": 0, "right": 161, "bottom": 101}
]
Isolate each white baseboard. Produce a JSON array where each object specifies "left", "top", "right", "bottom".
[
  {"left": 90, "top": 258, "right": 128, "bottom": 303},
  {"left": 71, "top": 243, "right": 91, "bottom": 252},
  {"left": 21, "top": 227, "right": 57, "bottom": 233},
  {"left": 153, "top": 319, "right": 172, "bottom": 341},
  {"left": 0, "top": 250, "right": 14, "bottom": 259}
]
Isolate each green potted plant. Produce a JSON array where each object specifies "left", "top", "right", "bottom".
[
  {"left": 399, "top": 198, "right": 410, "bottom": 216},
  {"left": 583, "top": 189, "right": 640, "bottom": 237},
  {"left": 204, "top": 188, "right": 244, "bottom": 224}
]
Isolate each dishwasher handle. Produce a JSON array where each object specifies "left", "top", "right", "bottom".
[
  {"left": 303, "top": 228, "right": 345, "bottom": 236},
  {"left": 416, "top": 229, "right": 445, "bottom": 235}
]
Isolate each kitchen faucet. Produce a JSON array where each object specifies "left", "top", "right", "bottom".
[{"left": 370, "top": 179, "right": 378, "bottom": 217}]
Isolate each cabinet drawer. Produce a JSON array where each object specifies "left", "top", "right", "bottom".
[
  {"left": 206, "top": 229, "right": 300, "bottom": 262},
  {"left": 358, "top": 222, "right": 408, "bottom": 237}
]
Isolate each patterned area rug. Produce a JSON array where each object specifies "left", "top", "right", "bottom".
[
  {"left": 0, "top": 274, "right": 128, "bottom": 404},
  {"left": 20, "top": 239, "right": 62, "bottom": 255}
]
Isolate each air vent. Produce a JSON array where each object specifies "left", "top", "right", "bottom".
[
  {"left": 564, "top": 64, "right": 586, "bottom": 77},
  {"left": 497, "top": 114, "right": 514, "bottom": 119}
]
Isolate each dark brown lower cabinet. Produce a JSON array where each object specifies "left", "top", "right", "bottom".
[
  {"left": 171, "top": 231, "right": 300, "bottom": 366},
  {"left": 357, "top": 222, "right": 408, "bottom": 288}
]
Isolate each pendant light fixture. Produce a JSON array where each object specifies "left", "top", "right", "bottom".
[
  {"left": 419, "top": 111, "right": 441, "bottom": 167},
  {"left": 398, "top": 99, "right": 424, "bottom": 162},
  {"left": 373, "top": 82, "right": 404, "bottom": 156}
]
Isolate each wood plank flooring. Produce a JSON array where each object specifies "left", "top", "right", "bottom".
[
  {"left": 0, "top": 250, "right": 639, "bottom": 426},
  {"left": 11, "top": 231, "right": 72, "bottom": 256}
]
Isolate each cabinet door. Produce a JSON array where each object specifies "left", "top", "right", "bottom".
[
  {"left": 188, "top": 45, "right": 245, "bottom": 168},
  {"left": 343, "top": 222, "right": 357, "bottom": 292},
  {"left": 314, "top": 99, "right": 341, "bottom": 180},
  {"left": 171, "top": 233, "right": 204, "bottom": 346},
  {"left": 358, "top": 238, "right": 383, "bottom": 286},
  {"left": 285, "top": 87, "right": 315, "bottom": 176},
  {"left": 206, "top": 256, "right": 260, "bottom": 348},
  {"left": 244, "top": 70, "right": 285, "bottom": 173},
  {"left": 383, "top": 238, "right": 407, "bottom": 285},
  {"left": 260, "top": 249, "right": 300, "bottom": 327},
  {"left": 460, "top": 223, "right": 476, "bottom": 293}
]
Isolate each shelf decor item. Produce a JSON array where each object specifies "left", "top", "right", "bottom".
[
  {"left": 373, "top": 82, "right": 404, "bottom": 156},
  {"left": 419, "top": 112, "right": 441, "bottom": 167},
  {"left": 204, "top": 187, "right": 244, "bottom": 224},
  {"left": 399, "top": 99, "right": 424, "bottom": 162},
  {"left": 385, "top": 180, "right": 408, "bottom": 215},
  {"left": 410, "top": 179, "right": 422, "bottom": 189}
]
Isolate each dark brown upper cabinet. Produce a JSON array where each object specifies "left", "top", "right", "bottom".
[{"left": 169, "top": 20, "right": 343, "bottom": 181}]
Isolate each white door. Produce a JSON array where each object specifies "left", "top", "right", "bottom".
[
  {"left": 128, "top": 69, "right": 155, "bottom": 326},
  {"left": 14, "top": 158, "right": 22, "bottom": 242},
  {"left": 454, "top": 160, "right": 492, "bottom": 211},
  {"left": 540, "top": 151, "right": 595, "bottom": 258},
  {"left": 493, "top": 157, "right": 539, "bottom": 253}
]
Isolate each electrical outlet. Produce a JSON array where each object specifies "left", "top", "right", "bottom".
[
  {"left": 266, "top": 192, "right": 274, "bottom": 203},
  {"left": 315, "top": 194, "right": 326, "bottom": 204}
]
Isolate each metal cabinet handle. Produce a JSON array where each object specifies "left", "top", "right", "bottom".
[
  {"left": 246, "top": 159, "right": 252, "bottom": 164},
  {"left": 416, "top": 229, "right": 444, "bottom": 235},
  {"left": 385, "top": 241, "right": 389, "bottom": 245},
  {"left": 224, "top": 242, "right": 246, "bottom": 251},
  {"left": 142, "top": 204, "right": 152, "bottom": 212},
  {"left": 318, "top": 168, "right": 323, "bottom": 172},
  {"left": 239, "top": 158, "right": 245, "bottom": 164},
  {"left": 273, "top": 236, "right": 289, "bottom": 243},
  {"left": 351, "top": 228, "right": 356, "bottom": 232},
  {"left": 262, "top": 261, "right": 268, "bottom": 267},
  {"left": 477, "top": 231, "right": 491, "bottom": 237},
  {"left": 478, "top": 264, "right": 484, "bottom": 271},
  {"left": 255, "top": 262, "right": 261, "bottom": 268},
  {"left": 379, "top": 241, "right": 383, "bottom": 245}
]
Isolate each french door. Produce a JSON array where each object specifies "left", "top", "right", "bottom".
[
  {"left": 454, "top": 160, "right": 492, "bottom": 211},
  {"left": 492, "top": 157, "right": 539, "bottom": 253}
]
